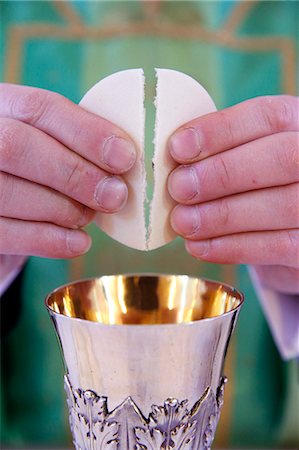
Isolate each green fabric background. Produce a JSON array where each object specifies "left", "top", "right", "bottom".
[{"left": 0, "top": 0, "right": 298, "bottom": 447}]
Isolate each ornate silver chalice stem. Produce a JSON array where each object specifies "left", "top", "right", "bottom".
[{"left": 46, "top": 274, "right": 243, "bottom": 450}]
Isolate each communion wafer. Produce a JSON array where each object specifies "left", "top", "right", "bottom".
[{"left": 80, "top": 69, "right": 216, "bottom": 250}]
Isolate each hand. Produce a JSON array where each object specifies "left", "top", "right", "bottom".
[
  {"left": 0, "top": 84, "right": 136, "bottom": 258},
  {"left": 168, "top": 95, "right": 299, "bottom": 294}
]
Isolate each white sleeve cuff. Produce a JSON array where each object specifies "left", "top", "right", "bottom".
[{"left": 248, "top": 266, "right": 299, "bottom": 360}]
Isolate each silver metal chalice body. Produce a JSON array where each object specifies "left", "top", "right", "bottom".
[{"left": 46, "top": 273, "right": 243, "bottom": 450}]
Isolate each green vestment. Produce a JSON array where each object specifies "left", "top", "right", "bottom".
[{"left": 1, "top": 1, "right": 298, "bottom": 447}]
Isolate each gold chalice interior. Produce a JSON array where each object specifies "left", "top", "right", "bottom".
[{"left": 46, "top": 274, "right": 243, "bottom": 325}]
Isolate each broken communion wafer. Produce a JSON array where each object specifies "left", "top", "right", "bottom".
[
  {"left": 80, "top": 69, "right": 146, "bottom": 250},
  {"left": 79, "top": 69, "right": 216, "bottom": 251}
]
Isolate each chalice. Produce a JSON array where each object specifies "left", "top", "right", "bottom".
[{"left": 46, "top": 273, "right": 243, "bottom": 450}]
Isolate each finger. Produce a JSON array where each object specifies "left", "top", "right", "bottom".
[
  {"left": 252, "top": 265, "right": 299, "bottom": 294},
  {"left": 0, "top": 217, "right": 92, "bottom": 258},
  {"left": 0, "top": 173, "right": 95, "bottom": 228},
  {"left": 0, "top": 118, "right": 128, "bottom": 213},
  {"left": 0, "top": 83, "right": 137, "bottom": 174},
  {"left": 185, "top": 230, "right": 299, "bottom": 268},
  {"left": 171, "top": 184, "right": 299, "bottom": 239},
  {"left": 168, "top": 95, "right": 299, "bottom": 163},
  {"left": 168, "top": 131, "right": 299, "bottom": 204}
]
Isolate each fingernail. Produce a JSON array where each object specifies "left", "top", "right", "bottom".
[
  {"left": 171, "top": 206, "right": 200, "bottom": 237},
  {"left": 102, "top": 136, "right": 136, "bottom": 173},
  {"left": 76, "top": 207, "right": 95, "bottom": 228},
  {"left": 94, "top": 176, "right": 128, "bottom": 212},
  {"left": 169, "top": 127, "right": 201, "bottom": 161},
  {"left": 186, "top": 240, "right": 210, "bottom": 257},
  {"left": 67, "top": 231, "right": 91, "bottom": 255},
  {"left": 168, "top": 166, "right": 199, "bottom": 202}
]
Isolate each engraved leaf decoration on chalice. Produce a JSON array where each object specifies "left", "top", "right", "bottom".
[
  {"left": 64, "top": 376, "right": 119, "bottom": 450},
  {"left": 171, "top": 421, "right": 197, "bottom": 449},
  {"left": 149, "top": 398, "right": 189, "bottom": 431},
  {"left": 135, "top": 398, "right": 196, "bottom": 449},
  {"left": 135, "top": 427, "right": 165, "bottom": 450},
  {"left": 64, "top": 375, "right": 227, "bottom": 450},
  {"left": 92, "top": 421, "right": 119, "bottom": 450},
  {"left": 202, "top": 377, "right": 227, "bottom": 450}
]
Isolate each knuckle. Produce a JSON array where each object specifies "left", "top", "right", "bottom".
[
  {"left": 69, "top": 113, "right": 90, "bottom": 147},
  {"left": 70, "top": 113, "right": 97, "bottom": 147},
  {"left": 213, "top": 154, "right": 231, "bottom": 190},
  {"left": 60, "top": 205, "right": 80, "bottom": 228},
  {"left": 286, "top": 231, "right": 299, "bottom": 266},
  {"left": 63, "top": 157, "right": 85, "bottom": 197},
  {"left": 63, "top": 231, "right": 84, "bottom": 257},
  {"left": 285, "top": 184, "right": 299, "bottom": 224},
  {"left": 288, "top": 134, "right": 299, "bottom": 180},
  {"left": 0, "top": 118, "right": 30, "bottom": 170},
  {"left": 62, "top": 203, "right": 90, "bottom": 228},
  {"left": 0, "top": 172, "right": 14, "bottom": 213},
  {"left": 79, "top": 206, "right": 94, "bottom": 226},
  {"left": 0, "top": 118, "right": 18, "bottom": 169},
  {"left": 45, "top": 226, "right": 70, "bottom": 257},
  {"left": 260, "top": 96, "right": 297, "bottom": 132},
  {"left": 217, "top": 110, "right": 235, "bottom": 145},
  {"left": 69, "top": 110, "right": 108, "bottom": 153},
  {"left": 45, "top": 228, "right": 65, "bottom": 257},
  {"left": 275, "top": 230, "right": 299, "bottom": 264},
  {"left": 0, "top": 218, "right": 9, "bottom": 245},
  {"left": 275, "top": 133, "right": 299, "bottom": 180},
  {"left": 217, "top": 199, "right": 231, "bottom": 228},
  {"left": 195, "top": 160, "right": 209, "bottom": 195},
  {"left": 11, "top": 89, "right": 49, "bottom": 124}
]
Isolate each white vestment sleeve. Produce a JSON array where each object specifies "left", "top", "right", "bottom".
[{"left": 248, "top": 266, "right": 299, "bottom": 360}]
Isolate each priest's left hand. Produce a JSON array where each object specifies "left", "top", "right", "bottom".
[{"left": 168, "top": 95, "right": 299, "bottom": 294}]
